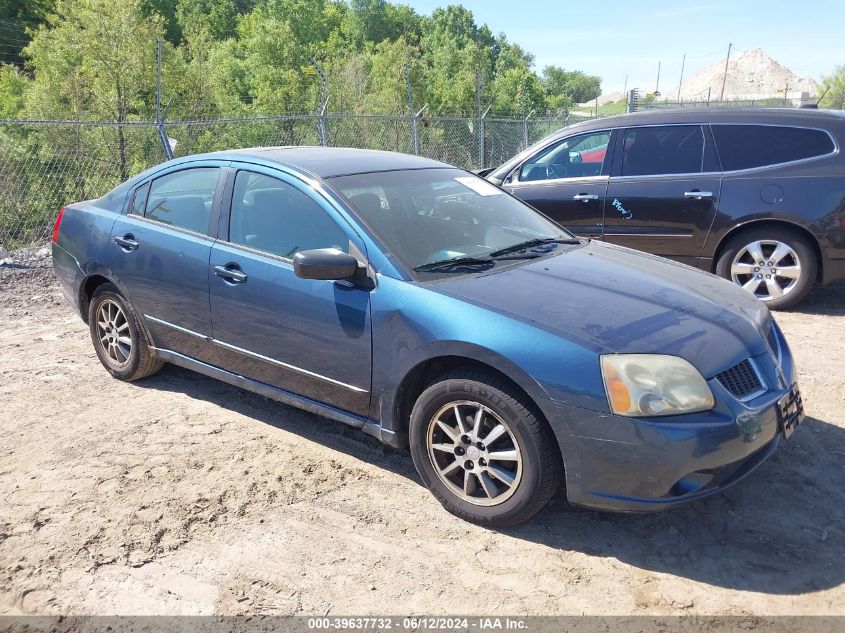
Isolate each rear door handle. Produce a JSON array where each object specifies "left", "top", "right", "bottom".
[
  {"left": 684, "top": 191, "right": 714, "bottom": 199},
  {"left": 573, "top": 193, "right": 599, "bottom": 202},
  {"left": 213, "top": 264, "right": 248, "bottom": 283},
  {"left": 113, "top": 234, "right": 139, "bottom": 251}
]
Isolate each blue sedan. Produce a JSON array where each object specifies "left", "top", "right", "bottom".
[{"left": 51, "top": 148, "right": 804, "bottom": 526}]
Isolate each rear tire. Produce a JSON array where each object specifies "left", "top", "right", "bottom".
[
  {"left": 716, "top": 226, "right": 817, "bottom": 310},
  {"left": 88, "top": 283, "right": 163, "bottom": 381},
  {"left": 409, "top": 369, "right": 562, "bottom": 527}
]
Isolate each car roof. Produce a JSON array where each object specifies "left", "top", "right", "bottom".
[
  {"left": 561, "top": 107, "right": 844, "bottom": 134},
  {"left": 191, "top": 146, "right": 452, "bottom": 179}
]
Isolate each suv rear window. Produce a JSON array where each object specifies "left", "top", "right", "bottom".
[{"left": 712, "top": 125, "right": 835, "bottom": 171}]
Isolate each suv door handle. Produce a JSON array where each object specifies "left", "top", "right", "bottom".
[
  {"left": 213, "top": 264, "right": 248, "bottom": 283},
  {"left": 684, "top": 191, "right": 714, "bottom": 199},
  {"left": 573, "top": 193, "right": 599, "bottom": 202},
  {"left": 113, "top": 234, "right": 139, "bottom": 251}
]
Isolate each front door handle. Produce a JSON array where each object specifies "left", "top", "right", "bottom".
[
  {"left": 113, "top": 234, "right": 139, "bottom": 251},
  {"left": 213, "top": 264, "right": 248, "bottom": 283},
  {"left": 684, "top": 190, "right": 714, "bottom": 199},
  {"left": 573, "top": 193, "right": 599, "bottom": 202}
]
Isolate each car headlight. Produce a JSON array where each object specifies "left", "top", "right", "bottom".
[{"left": 600, "top": 354, "right": 714, "bottom": 417}]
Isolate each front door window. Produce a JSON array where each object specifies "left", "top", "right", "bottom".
[{"left": 518, "top": 131, "right": 611, "bottom": 182}]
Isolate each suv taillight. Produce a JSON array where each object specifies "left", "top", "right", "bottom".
[{"left": 52, "top": 207, "right": 65, "bottom": 243}]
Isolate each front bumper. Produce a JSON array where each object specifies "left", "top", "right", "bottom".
[{"left": 538, "top": 343, "right": 802, "bottom": 512}]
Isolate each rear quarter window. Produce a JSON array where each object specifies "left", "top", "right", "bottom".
[{"left": 712, "top": 124, "right": 835, "bottom": 171}]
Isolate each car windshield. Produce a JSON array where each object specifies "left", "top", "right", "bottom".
[{"left": 330, "top": 168, "right": 572, "bottom": 274}]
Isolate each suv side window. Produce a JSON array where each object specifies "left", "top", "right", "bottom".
[
  {"left": 711, "top": 124, "right": 835, "bottom": 170},
  {"left": 518, "top": 131, "right": 611, "bottom": 182},
  {"left": 145, "top": 168, "right": 219, "bottom": 234},
  {"left": 620, "top": 125, "right": 704, "bottom": 176},
  {"left": 229, "top": 171, "right": 348, "bottom": 259}
]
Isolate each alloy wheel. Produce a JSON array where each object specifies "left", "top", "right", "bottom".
[
  {"left": 96, "top": 299, "right": 132, "bottom": 368},
  {"left": 730, "top": 240, "right": 801, "bottom": 302},
  {"left": 426, "top": 400, "right": 523, "bottom": 507}
]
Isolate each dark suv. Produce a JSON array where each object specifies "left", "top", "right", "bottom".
[{"left": 485, "top": 108, "right": 845, "bottom": 309}]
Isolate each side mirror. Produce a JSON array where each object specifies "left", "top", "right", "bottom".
[{"left": 293, "top": 248, "right": 360, "bottom": 281}]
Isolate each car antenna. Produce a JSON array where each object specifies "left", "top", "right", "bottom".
[{"left": 815, "top": 86, "right": 829, "bottom": 107}]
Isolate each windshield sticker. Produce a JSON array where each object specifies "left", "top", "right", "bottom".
[
  {"left": 455, "top": 176, "right": 505, "bottom": 196},
  {"left": 612, "top": 198, "right": 633, "bottom": 219}
]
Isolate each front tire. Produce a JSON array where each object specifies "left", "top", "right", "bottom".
[
  {"left": 88, "top": 283, "right": 163, "bottom": 381},
  {"left": 409, "top": 369, "right": 562, "bottom": 527},
  {"left": 716, "top": 226, "right": 817, "bottom": 310}
]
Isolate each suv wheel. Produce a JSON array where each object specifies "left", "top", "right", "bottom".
[
  {"left": 716, "top": 226, "right": 817, "bottom": 310},
  {"left": 88, "top": 283, "right": 163, "bottom": 381},
  {"left": 409, "top": 369, "right": 562, "bottom": 527}
]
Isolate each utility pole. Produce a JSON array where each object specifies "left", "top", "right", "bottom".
[
  {"left": 622, "top": 74, "right": 628, "bottom": 97},
  {"left": 677, "top": 53, "right": 685, "bottom": 101},
  {"left": 719, "top": 42, "right": 732, "bottom": 101}
]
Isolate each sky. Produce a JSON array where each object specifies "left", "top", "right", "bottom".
[{"left": 403, "top": 0, "right": 845, "bottom": 94}]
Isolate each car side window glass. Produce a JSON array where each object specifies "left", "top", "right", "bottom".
[
  {"left": 711, "top": 125, "right": 835, "bottom": 171},
  {"left": 129, "top": 182, "right": 150, "bottom": 216},
  {"left": 229, "top": 172, "right": 348, "bottom": 259},
  {"left": 620, "top": 125, "right": 704, "bottom": 176},
  {"left": 145, "top": 168, "right": 219, "bottom": 234},
  {"left": 518, "top": 131, "right": 611, "bottom": 182}
]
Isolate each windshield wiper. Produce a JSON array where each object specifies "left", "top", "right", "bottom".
[
  {"left": 414, "top": 256, "right": 495, "bottom": 273},
  {"left": 488, "top": 237, "right": 581, "bottom": 258}
]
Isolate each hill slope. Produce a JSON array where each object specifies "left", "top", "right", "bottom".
[{"left": 663, "top": 48, "right": 818, "bottom": 101}]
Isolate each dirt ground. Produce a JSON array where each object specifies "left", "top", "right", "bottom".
[{"left": 1, "top": 247, "right": 844, "bottom": 617}]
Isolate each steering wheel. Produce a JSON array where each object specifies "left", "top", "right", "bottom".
[{"left": 545, "top": 163, "right": 566, "bottom": 179}]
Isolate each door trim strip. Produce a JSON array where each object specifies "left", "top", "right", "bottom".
[
  {"left": 145, "top": 314, "right": 211, "bottom": 340},
  {"left": 144, "top": 314, "right": 368, "bottom": 393},
  {"left": 603, "top": 233, "right": 694, "bottom": 238}
]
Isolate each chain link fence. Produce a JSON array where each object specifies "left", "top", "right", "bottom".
[
  {"left": 0, "top": 113, "right": 585, "bottom": 250},
  {"left": 628, "top": 88, "right": 812, "bottom": 111}
]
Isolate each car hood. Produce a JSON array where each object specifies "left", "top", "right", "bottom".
[{"left": 433, "top": 240, "right": 771, "bottom": 378}]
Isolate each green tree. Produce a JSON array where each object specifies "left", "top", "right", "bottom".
[
  {"left": 542, "top": 66, "right": 601, "bottom": 111},
  {"left": 0, "top": 65, "right": 30, "bottom": 117},
  {"left": 177, "top": 0, "right": 257, "bottom": 41},
  {"left": 0, "top": 0, "right": 55, "bottom": 65},
  {"left": 24, "top": 0, "right": 166, "bottom": 178},
  {"left": 819, "top": 66, "right": 845, "bottom": 110},
  {"left": 419, "top": 5, "right": 494, "bottom": 114},
  {"left": 345, "top": 0, "right": 421, "bottom": 46}
]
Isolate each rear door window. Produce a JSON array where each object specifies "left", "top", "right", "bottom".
[
  {"left": 145, "top": 168, "right": 219, "bottom": 234},
  {"left": 129, "top": 182, "right": 150, "bottom": 216},
  {"left": 620, "top": 125, "right": 705, "bottom": 176},
  {"left": 711, "top": 125, "right": 835, "bottom": 170}
]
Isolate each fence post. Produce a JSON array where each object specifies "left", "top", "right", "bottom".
[
  {"left": 155, "top": 38, "right": 174, "bottom": 161},
  {"left": 312, "top": 57, "right": 329, "bottom": 146},
  {"left": 475, "top": 69, "right": 483, "bottom": 168},
  {"left": 405, "top": 63, "right": 419, "bottom": 155},
  {"left": 478, "top": 105, "right": 490, "bottom": 169},
  {"left": 414, "top": 105, "right": 427, "bottom": 156},
  {"left": 627, "top": 89, "right": 637, "bottom": 113},
  {"left": 522, "top": 110, "right": 534, "bottom": 149}
]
